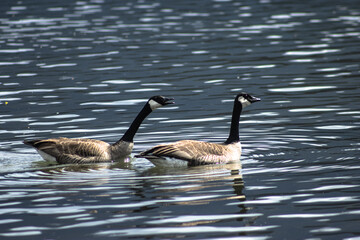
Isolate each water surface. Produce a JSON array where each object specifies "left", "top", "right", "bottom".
[{"left": 1, "top": 0, "right": 360, "bottom": 239}]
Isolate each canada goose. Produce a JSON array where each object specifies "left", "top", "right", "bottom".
[
  {"left": 136, "top": 93, "right": 260, "bottom": 167},
  {"left": 24, "top": 95, "right": 174, "bottom": 164}
]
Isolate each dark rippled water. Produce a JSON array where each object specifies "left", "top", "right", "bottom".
[{"left": 1, "top": 0, "right": 360, "bottom": 239}]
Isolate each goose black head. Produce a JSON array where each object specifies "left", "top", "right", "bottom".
[
  {"left": 236, "top": 92, "right": 261, "bottom": 108},
  {"left": 148, "top": 95, "right": 175, "bottom": 110}
]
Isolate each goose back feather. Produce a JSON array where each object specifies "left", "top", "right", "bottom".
[{"left": 24, "top": 138, "right": 113, "bottom": 164}]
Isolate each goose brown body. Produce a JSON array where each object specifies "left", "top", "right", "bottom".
[
  {"left": 137, "top": 140, "right": 241, "bottom": 167},
  {"left": 23, "top": 138, "right": 133, "bottom": 164},
  {"left": 24, "top": 96, "right": 174, "bottom": 164}
]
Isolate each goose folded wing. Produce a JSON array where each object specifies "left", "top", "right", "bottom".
[
  {"left": 140, "top": 140, "right": 230, "bottom": 164},
  {"left": 29, "top": 138, "right": 109, "bottom": 158},
  {"left": 175, "top": 141, "right": 230, "bottom": 164}
]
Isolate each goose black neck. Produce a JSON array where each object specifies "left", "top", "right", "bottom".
[
  {"left": 224, "top": 99, "right": 242, "bottom": 144},
  {"left": 116, "top": 103, "right": 152, "bottom": 143}
]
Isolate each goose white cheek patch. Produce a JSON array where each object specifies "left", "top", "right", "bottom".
[
  {"left": 238, "top": 96, "right": 251, "bottom": 108},
  {"left": 148, "top": 99, "right": 163, "bottom": 110}
]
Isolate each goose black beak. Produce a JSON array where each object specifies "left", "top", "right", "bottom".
[
  {"left": 163, "top": 97, "right": 175, "bottom": 105},
  {"left": 249, "top": 96, "right": 261, "bottom": 103}
]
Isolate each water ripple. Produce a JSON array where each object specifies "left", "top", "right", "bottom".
[
  {"left": 145, "top": 213, "right": 262, "bottom": 224},
  {"left": 95, "top": 225, "right": 278, "bottom": 237},
  {"left": 268, "top": 86, "right": 337, "bottom": 92}
]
